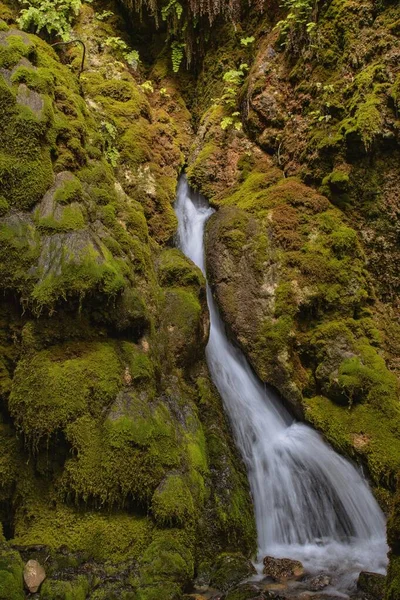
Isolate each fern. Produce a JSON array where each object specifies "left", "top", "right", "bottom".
[
  {"left": 18, "top": 0, "right": 82, "bottom": 41},
  {"left": 275, "top": 0, "right": 316, "bottom": 47},
  {"left": 240, "top": 36, "right": 255, "bottom": 46},
  {"left": 162, "top": 0, "right": 183, "bottom": 21},
  {"left": 171, "top": 41, "right": 185, "bottom": 73},
  {"left": 140, "top": 80, "right": 154, "bottom": 94},
  {"left": 104, "top": 36, "right": 140, "bottom": 70}
]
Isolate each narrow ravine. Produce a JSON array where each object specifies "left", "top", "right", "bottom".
[{"left": 174, "top": 175, "right": 389, "bottom": 595}]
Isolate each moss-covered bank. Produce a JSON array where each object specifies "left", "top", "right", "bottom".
[{"left": 0, "top": 1, "right": 256, "bottom": 597}]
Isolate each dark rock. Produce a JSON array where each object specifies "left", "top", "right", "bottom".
[
  {"left": 210, "top": 553, "right": 257, "bottom": 592},
  {"left": 357, "top": 571, "right": 385, "bottom": 599},
  {"left": 263, "top": 556, "right": 304, "bottom": 581}
]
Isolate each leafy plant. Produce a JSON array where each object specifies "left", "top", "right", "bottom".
[
  {"left": 104, "top": 36, "right": 140, "bottom": 70},
  {"left": 275, "top": 0, "right": 316, "bottom": 48},
  {"left": 160, "top": 87, "right": 170, "bottom": 98},
  {"left": 219, "top": 64, "right": 248, "bottom": 131},
  {"left": 140, "top": 80, "right": 154, "bottom": 94},
  {"left": 171, "top": 41, "right": 185, "bottom": 72},
  {"left": 240, "top": 36, "right": 255, "bottom": 46},
  {"left": 161, "top": 0, "right": 183, "bottom": 21},
  {"left": 101, "top": 121, "right": 120, "bottom": 167},
  {"left": 18, "top": 0, "right": 82, "bottom": 41},
  {"left": 96, "top": 10, "right": 114, "bottom": 21}
]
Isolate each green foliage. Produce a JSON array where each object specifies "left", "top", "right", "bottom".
[
  {"left": 104, "top": 37, "right": 140, "bottom": 70},
  {"left": 17, "top": 0, "right": 82, "bottom": 41},
  {"left": 219, "top": 64, "right": 248, "bottom": 131},
  {"left": 171, "top": 41, "right": 185, "bottom": 73},
  {"left": 140, "top": 80, "right": 154, "bottom": 94},
  {"left": 275, "top": 0, "right": 315, "bottom": 47},
  {"left": 162, "top": 0, "right": 183, "bottom": 21},
  {"left": 95, "top": 9, "right": 114, "bottom": 21},
  {"left": 101, "top": 120, "right": 120, "bottom": 167},
  {"left": 240, "top": 36, "right": 255, "bottom": 46}
]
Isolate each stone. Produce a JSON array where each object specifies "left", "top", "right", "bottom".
[
  {"left": 308, "top": 574, "right": 331, "bottom": 591},
  {"left": 23, "top": 559, "right": 46, "bottom": 593},
  {"left": 262, "top": 556, "right": 304, "bottom": 581},
  {"left": 210, "top": 553, "right": 257, "bottom": 592},
  {"left": 357, "top": 571, "right": 385, "bottom": 599},
  {"left": 16, "top": 84, "right": 44, "bottom": 117}
]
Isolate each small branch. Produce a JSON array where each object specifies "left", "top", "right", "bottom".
[{"left": 51, "top": 39, "right": 86, "bottom": 78}]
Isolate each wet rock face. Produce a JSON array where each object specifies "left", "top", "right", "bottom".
[{"left": 262, "top": 557, "right": 305, "bottom": 582}]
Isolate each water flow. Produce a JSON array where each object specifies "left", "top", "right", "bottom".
[{"left": 174, "top": 176, "right": 388, "bottom": 593}]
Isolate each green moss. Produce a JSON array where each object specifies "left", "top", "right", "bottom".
[
  {"left": 0, "top": 220, "right": 40, "bottom": 296},
  {"left": 0, "top": 196, "right": 9, "bottom": 215},
  {"left": 54, "top": 176, "right": 83, "bottom": 204},
  {"left": 186, "top": 142, "right": 220, "bottom": 196},
  {"left": 152, "top": 474, "right": 195, "bottom": 527},
  {"left": 40, "top": 576, "right": 90, "bottom": 600},
  {"left": 304, "top": 395, "right": 400, "bottom": 487},
  {"left": 60, "top": 393, "right": 184, "bottom": 505},
  {"left": 13, "top": 500, "right": 153, "bottom": 563},
  {"left": 0, "top": 420, "right": 22, "bottom": 503},
  {"left": 209, "top": 553, "right": 256, "bottom": 593},
  {"left": 194, "top": 377, "right": 256, "bottom": 557},
  {"left": 0, "top": 546, "right": 24, "bottom": 600},
  {"left": 11, "top": 65, "right": 55, "bottom": 95},
  {"left": 320, "top": 170, "right": 350, "bottom": 207},
  {"left": 31, "top": 244, "right": 126, "bottom": 312},
  {"left": 9, "top": 340, "right": 124, "bottom": 444},
  {"left": 136, "top": 531, "right": 194, "bottom": 600},
  {"left": 162, "top": 288, "right": 204, "bottom": 367},
  {"left": 157, "top": 249, "right": 205, "bottom": 291},
  {"left": 0, "top": 32, "right": 36, "bottom": 69},
  {"left": 37, "top": 203, "right": 86, "bottom": 231}
]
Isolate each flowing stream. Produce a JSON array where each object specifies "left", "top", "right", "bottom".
[{"left": 174, "top": 176, "right": 388, "bottom": 595}]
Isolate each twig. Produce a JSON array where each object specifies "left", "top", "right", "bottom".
[{"left": 51, "top": 39, "right": 86, "bottom": 78}]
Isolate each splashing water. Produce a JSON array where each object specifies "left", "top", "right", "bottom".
[{"left": 174, "top": 176, "right": 388, "bottom": 594}]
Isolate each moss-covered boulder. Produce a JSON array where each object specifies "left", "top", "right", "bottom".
[
  {"left": 209, "top": 553, "right": 256, "bottom": 593},
  {"left": 0, "top": 544, "right": 24, "bottom": 600}
]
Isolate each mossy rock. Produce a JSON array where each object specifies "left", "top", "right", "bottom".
[
  {"left": 157, "top": 249, "right": 205, "bottom": 292},
  {"left": 151, "top": 474, "right": 196, "bottom": 527},
  {"left": 162, "top": 288, "right": 208, "bottom": 368},
  {"left": 136, "top": 531, "right": 194, "bottom": 600},
  {"left": 0, "top": 545, "right": 24, "bottom": 600},
  {"left": 9, "top": 340, "right": 124, "bottom": 445},
  {"left": 209, "top": 553, "right": 257, "bottom": 592},
  {"left": 13, "top": 500, "right": 153, "bottom": 564},
  {"left": 40, "top": 576, "right": 90, "bottom": 600}
]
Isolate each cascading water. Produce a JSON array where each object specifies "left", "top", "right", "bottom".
[{"left": 174, "top": 175, "right": 388, "bottom": 594}]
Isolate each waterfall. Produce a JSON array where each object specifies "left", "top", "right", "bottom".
[{"left": 174, "top": 175, "right": 388, "bottom": 593}]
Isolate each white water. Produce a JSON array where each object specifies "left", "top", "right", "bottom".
[{"left": 174, "top": 176, "right": 388, "bottom": 594}]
